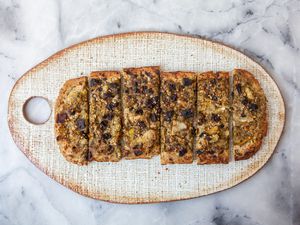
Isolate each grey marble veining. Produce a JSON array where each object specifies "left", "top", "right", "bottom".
[{"left": 0, "top": 0, "right": 299, "bottom": 224}]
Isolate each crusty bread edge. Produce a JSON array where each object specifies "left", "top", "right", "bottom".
[
  {"left": 54, "top": 76, "right": 89, "bottom": 166},
  {"left": 233, "top": 69, "right": 268, "bottom": 161}
]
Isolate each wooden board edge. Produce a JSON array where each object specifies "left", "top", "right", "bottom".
[{"left": 7, "top": 31, "right": 286, "bottom": 204}]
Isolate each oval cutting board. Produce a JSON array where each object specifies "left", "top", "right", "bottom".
[{"left": 8, "top": 32, "right": 285, "bottom": 203}]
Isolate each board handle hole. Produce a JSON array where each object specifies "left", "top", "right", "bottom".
[{"left": 23, "top": 97, "right": 52, "bottom": 125}]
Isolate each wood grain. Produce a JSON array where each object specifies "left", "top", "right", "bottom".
[{"left": 8, "top": 32, "right": 285, "bottom": 203}]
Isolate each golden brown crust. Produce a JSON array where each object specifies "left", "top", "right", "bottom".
[
  {"left": 195, "top": 71, "right": 230, "bottom": 164},
  {"left": 233, "top": 69, "right": 268, "bottom": 160},
  {"left": 121, "top": 66, "right": 161, "bottom": 159},
  {"left": 160, "top": 71, "right": 196, "bottom": 164},
  {"left": 88, "top": 71, "right": 122, "bottom": 162},
  {"left": 54, "top": 77, "right": 89, "bottom": 165}
]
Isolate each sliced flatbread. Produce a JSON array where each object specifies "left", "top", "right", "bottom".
[
  {"left": 160, "top": 71, "right": 196, "bottom": 164},
  {"left": 88, "top": 71, "right": 122, "bottom": 162},
  {"left": 121, "top": 66, "right": 161, "bottom": 159},
  {"left": 233, "top": 69, "right": 267, "bottom": 160},
  {"left": 195, "top": 71, "right": 230, "bottom": 164},
  {"left": 54, "top": 77, "right": 89, "bottom": 165}
]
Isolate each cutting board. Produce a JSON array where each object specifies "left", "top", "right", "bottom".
[{"left": 8, "top": 32, "right": 285, "bottom": 203}]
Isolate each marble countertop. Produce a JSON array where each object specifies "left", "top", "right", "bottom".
[{"left": 0, "top": 0, "right": 299, "bottom": 224}]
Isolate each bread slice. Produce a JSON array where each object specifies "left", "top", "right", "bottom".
[
  {"left": 233, "top": 69, "right": 267, "bottom": 160},
  {"left": 88, "top": 71, "right": 122, "bottom": 162},
  {"left": 195, "top": 72, "right": 230, "bottom": 164},
  {"left": 54, "top": 77, "right": 89, "bottom": 165},
  {"left": 160, "top": 71, "right": 196, "bottom": 164},
  {"left": 121, "top": 66, "right": 161, "bottom": 159}
]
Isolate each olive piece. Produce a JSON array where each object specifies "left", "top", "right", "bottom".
[
  {"left": 149, "top": 113, "right": 158, "bottom": 122},
  {"left": 249, "top": 103, "right": 258, "bottom": 111},
  {"left": 102, "top": 133, "right": 112, "bottom": 141},
  {"left": 168, "top": 82, "right": 176, "bottom": 91},
  {"left": 89, "top": 79, "right": 101, "bottom": 87},
  {"left": 56, "top": 113, "right": 68, "bottom": 123},
  {"left": 76, "top": 118, "right": 86, "bottom": 130},
  {"left": 103, "top": 113, "right": 114, "bottom": 120},
  {"left": 165, "top": 110, "right": 175, "bottom": 122},
  {"left": 170, "top": 94, "right": 178, "bottom": 101},
  {"left": 103, "top": 91, "right": 114, "bottom": 99},
  {"left": 137, "top": 120, "right": 147, "bottom": 129},
  {"left": 146, "top": 96, "right": 159, "bottom": 109},
  {"left": 179, "top": 148, "right": 187, "bottom": 157},
  {"left": 99, "top": 120, "right": 108, "bottom": 130},
  {"left": 135, "top": 108, "right": 144, "bottom": 115},
  {"left": 196, "top": 150, "right": 204, "bottom": 155},
  {"left": 236, "top": 83, "right": 242, "bottom": 94},
  {"left": 182, "top": 78, "right": 193, "bottom": 86},
  {"left": 211, "top": 114, "right": 221, "bottom": 122},
  {"left": 241, "top": 97, "right": 249, "bottom": 106},
  {"left": 134, "top": 149, "right": 143, "bottom": 156},
  {"left": 211, "top": 95, "right": 218, "bottom": 101},
  {"left": 181, "top": 109, "right": 194, "bottom": 119}
]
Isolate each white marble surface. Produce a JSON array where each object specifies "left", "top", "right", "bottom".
[{"left": 0, "top": 0, "right": 299, "bottom": 224}]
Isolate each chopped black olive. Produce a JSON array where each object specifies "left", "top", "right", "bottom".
[
  {"left": 236, "top": 83, "right": 242, "bottom": 94},
  {"left": 134, "top": 149, "right": 143, "bottom": 156},
  {"left": 210, "top": 79, "right": 217, "bottom": 85},
  {"left": 178, "top": 148, "right": 187, "bottom": 157},
  {"left": 137, "top": 120, "right": 147, "bottom": 129},
  {"left": 109, "top": 82, "right": 120, "bottom": 90},
  {"left": 107, "top": 145, "right": 114, "bottom": 154},
  {"left": 249, "top": 103, "right": 258, "bottom": 111},
  {"left": 99, "top": 120, "right": 108, "bottom": 130},
  {"left": 181, "top": 109, "right": 194, "bottom": 119},
  {"left": 219, "top": 124, "right": 225, "bottom": 128},
  {"left": 68, "top": 109, "right": 76, "bottom": 116},
  {"left": 135, "top": 108, "right": 144, "bottom": 115},
  {"left": 211, "top": 114, "right": 221, "bottom": 122},
  {"left": 103, "top": 113, "right": 114, "bottom": 120},
  {"left": 106, "top": 102, "right": 118, "bottom": 111},
  {"left": 76, "top": 118, "right": 86, "bottom": 130},
  {"left": 170, "top": 94, "right": 178, "bottom": 101},
  {"left": 182, "top": 78, "right": 193, "bottom": 86},
  {"left": 56, "top": 113, "right": 68, "bottom": 123},
  {"left": 196, "top": 150, "right": 204, "bottom": 155},
  {"left": 241, "top": 97, "right": 249, "bottom": 106},
  {"left": 103, "top": 91, "right": 114, "bottom": 99},
  {"left": 89, "top": 79, "right": 101, "bottom": 87},
  {"left": 168, "top": 82, "right": 176, "bottom": 91},
  {"left": 165, "top": 110, "right": 175, "bottom": 122},
  {"left": 86, "top": 151, "right": 93, "bottom": 161},
  {"left": 102, "top": 133, "right": 112, "bottom": 140},
  {"left": 149, "top": 113, "right": 158, "bottom": 122},
  {"left": 211, "top": 95, "right": 218, "bottom": 101},
  {"left": 146, "top": 96, "right": 159, "bottom": 109}
]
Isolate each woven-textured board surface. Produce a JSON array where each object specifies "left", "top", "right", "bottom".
[{"left": 8, "top": 32, "right": 285, "bottom": 203}]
